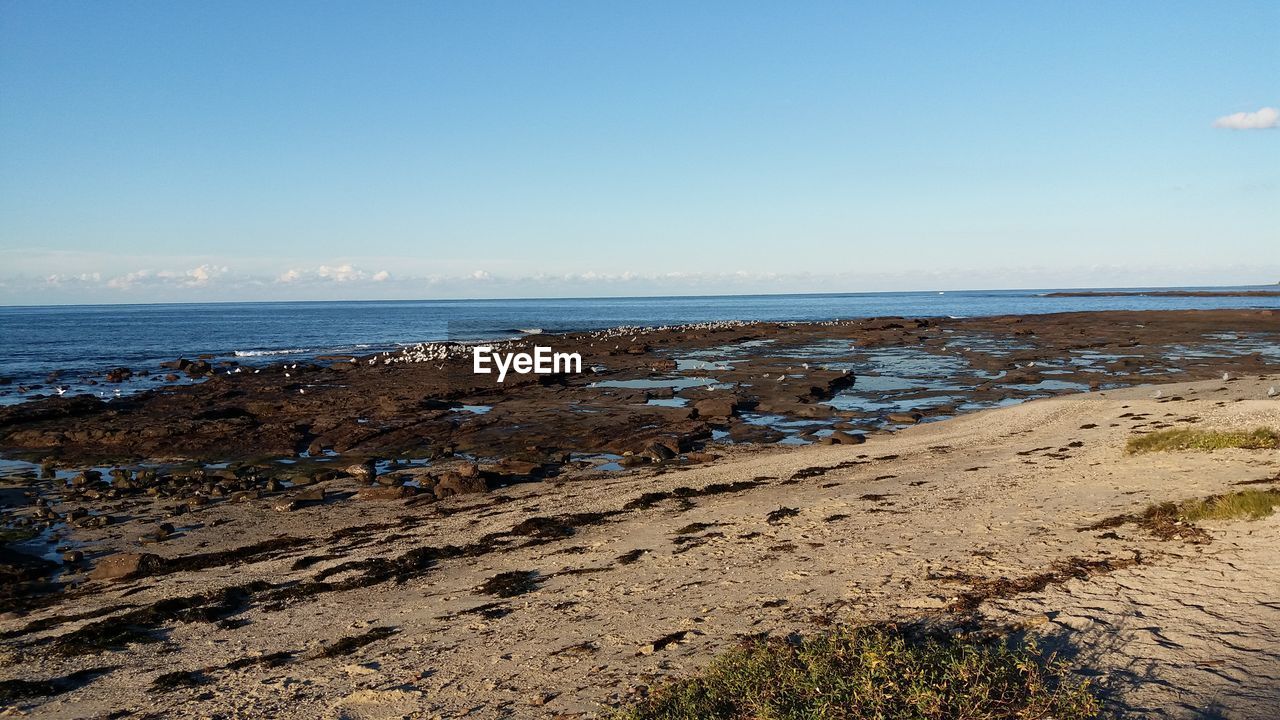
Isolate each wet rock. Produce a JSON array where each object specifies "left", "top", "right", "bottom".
[
  {"left": 886, "top": 412, "right": 923, "bottom": 424},
  {"left": 184, "top": 360, "right": 213, "bottom": 377},
  {"left": 89, "top": 553, "right": 161, "bottom": 581},
  {"left": 104, "top": 367, "right": 133, "bottom": 383},
  {"left": 61, "top": 550, "right": 84, "bottom": 564},
  {"left": 729, "top": 423, "right": 785, "bottom": 444}
]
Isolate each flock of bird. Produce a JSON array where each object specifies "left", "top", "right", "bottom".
[{"left": 373, "top": 320, "right": 756, "bottom": 366}]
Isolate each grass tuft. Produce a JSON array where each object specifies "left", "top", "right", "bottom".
[
  {"left": 609, "top": 623, "right": 1099, "bottom": 720},
  {"left": 1126, "top": 428, "right": 1279, "bottom": 454},
  {"left": 1086, "top": 488, "right": 1280, "bottom": 543},
  {"left": 1177, "top": 489, "right": 1280, "bottom": 523}
]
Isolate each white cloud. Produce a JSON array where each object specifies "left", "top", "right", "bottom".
[
  {"left": 157, "top": 264, "right": 227, "bottom": 287},
  {"left": 104, "top": 265, "right": 227, "bottom": 290},
  {"left": 106, "top": 269, "right": 154, "bottom": 289},
  {"left": 275, "top": 264, "right": 393, "bottom": 284},
  {"left": 44, "top": 272, "right": 101, "bottom": 286},
  {"left": 1212, "top": 106, "right": 1279, "bottom": 130},
  {"left": 316, "top": 263, "right": 364, "bottom": 282},
  {"left": 470, "top": 270, "right": 492, "bottom": 281}
]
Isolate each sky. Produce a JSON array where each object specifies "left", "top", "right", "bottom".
[{"left": 1, "top": 1, "right": 1277, "bottom": 305}]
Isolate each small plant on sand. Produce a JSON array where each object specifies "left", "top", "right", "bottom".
[
  {"left": 1177, "top": 489, "right": 1280, "bottom": 523},
  {"left": 608, "top": 623, "right": 1099, "bottom": 720},
  {"left": 1088, "top": 488, "right": 1280, "bottom": 542},
  {"left": 1125, "top": 427, "right": 1279, "bottom": 454}
]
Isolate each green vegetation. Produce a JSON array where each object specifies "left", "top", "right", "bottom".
[
  {"left": 609, "top": 624, "right": 1099, "bottom": 720},
  {"left": 1090, "top": 488, "right": 1280, "bottom": 542},
  {"left": 1125, "top": 427, "right": 1279, "bottom": 454},
  {"left": 1177, "top": 489, "right": 1280, "bottom": 523}
]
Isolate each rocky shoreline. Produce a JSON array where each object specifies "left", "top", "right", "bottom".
[{"left": 1, "top": 310, "right": 1277, "bottom": 470}]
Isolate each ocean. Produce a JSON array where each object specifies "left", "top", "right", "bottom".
[{"left": 2, "top": 287, "right": 1278, "bottom": 405}]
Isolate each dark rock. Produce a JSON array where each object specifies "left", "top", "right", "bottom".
[
  {"left": 343, "top": 460, "right": 377, "bottom": 483},
  {"left": 89, "top": 553, "right": 161, "bottom": 581},
  {"left": 693, "top": 398, "right": 737, "bottom": 419},
  {"left": 184, "top": 360, "right": 212, "bottom": 377},
  {"left": 829, "top": 430, "right": 866, "bottom": 445},
  {"left": 434, "top": 472, "right": 487, "bottom": 498},
  {"left": 643, "top": 442, "right": 676, "bottom": 461},
  {"left": 104, "top": 367, "right": 133, "bottom": 383},
  {"left": 356, "top": 485, "right": 417, "bottom": 500}
]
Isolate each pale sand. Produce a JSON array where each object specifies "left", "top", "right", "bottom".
[{"left": 5, "top": 375, "right": 1279, "bottom": 719}]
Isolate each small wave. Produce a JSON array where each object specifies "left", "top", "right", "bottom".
[
  {"left": 516, "top": 328, "right": 544, "bottom": 335},
  {"left": 233, "top": 348, "right": 313, "bottom": 357}
]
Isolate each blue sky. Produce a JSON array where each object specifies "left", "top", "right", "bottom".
[{"left": 1, "top": 1, "right": 1276, "bottom": 304}]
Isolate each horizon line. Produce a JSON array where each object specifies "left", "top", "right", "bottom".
[{"left": 2, "top": 282, "right": 1277, "bottom": 310}]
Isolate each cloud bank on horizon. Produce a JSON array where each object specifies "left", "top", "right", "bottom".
[{"left": 7, "top": 258, "right": 1280, "bottom": 305}]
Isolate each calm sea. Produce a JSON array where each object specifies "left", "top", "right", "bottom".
[{"left": 2, "top": 287, "right": 1278, "bottom": 404}]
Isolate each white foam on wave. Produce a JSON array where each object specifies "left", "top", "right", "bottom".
[
  {"left": 517, "top": 328, "right": 544, "bottom": 335},
  {"left": 233, "top": 348, "right": 313, "bottom": 357}
]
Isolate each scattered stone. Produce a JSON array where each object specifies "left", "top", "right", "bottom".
[
  {"left": 343, "top": 460, "right": 377, "bottom": 483},
  {"left": 434, "top": 472, "right": 487, "bottom": 498},
  {"left": 356, "top": 485, "right": 417, "bottom": 501},
  {"left": 89, "top": 553, "right": 161, "bottom": 582},
  {"left": 104, "top": 367, "right": 133, "bottom": 383},
  {"left": 829, "top": 430, "right": 866, "bottom": 445}
]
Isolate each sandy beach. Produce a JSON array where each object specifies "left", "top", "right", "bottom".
[{"left": 2, "top": 326, "right": 1278, "bottom": 717}]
